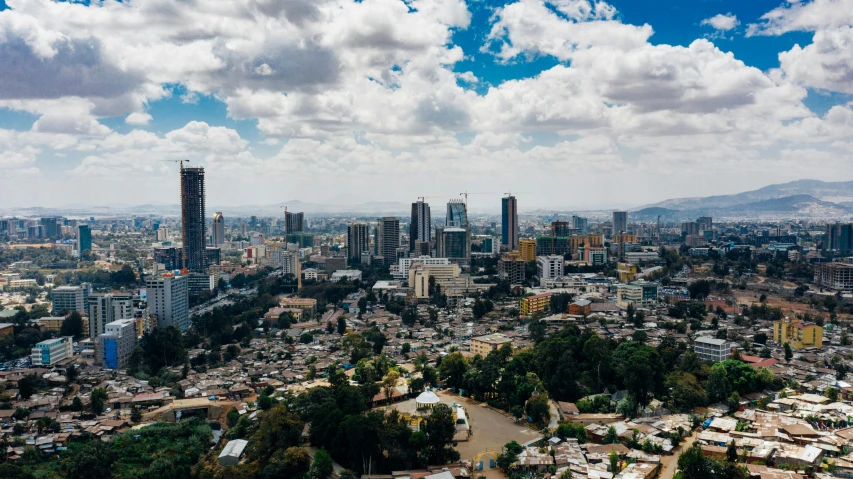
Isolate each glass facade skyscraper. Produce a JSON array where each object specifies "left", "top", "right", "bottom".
[{"left": 180, "top": 167, "right": 207, "bottom": 271}]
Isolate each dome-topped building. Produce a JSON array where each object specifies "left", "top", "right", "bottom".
[{"left": 416, "top": 390, "right": 440, "bottom": 409}]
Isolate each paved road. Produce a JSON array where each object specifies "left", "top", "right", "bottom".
[{"left": 659, "top": 430, "right": 696, "bottom": 479}]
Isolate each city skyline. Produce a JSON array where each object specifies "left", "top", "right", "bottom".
[{"left": 1, "top": 0, "right": 853, "bottom": 209}]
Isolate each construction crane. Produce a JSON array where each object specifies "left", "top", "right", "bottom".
[
  {"left": 280, "top": 206, "right": 288, "bottom": 215},
  {"left": 162, "top": 159, "right": 190, "bottom": 170},
  {"left": 503, "top": 191, "right": 530, "bottom": 197},
  {"left": 458, "top": 191, "right": 494, "bottom": 207}
]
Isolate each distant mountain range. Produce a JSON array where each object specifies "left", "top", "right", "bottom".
[
  {"left": 632, "top": 180, "right": 853, "bottom": 220},
  {"left": 6, "top": 179, "right": 853, "bottom": 220}
]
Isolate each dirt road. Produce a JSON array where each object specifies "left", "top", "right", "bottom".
[{"left": 658, "top": 430, "right": 696, "bottom": 479}]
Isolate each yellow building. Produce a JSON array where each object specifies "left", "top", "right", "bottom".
[
  {"left": 279, "top": 297, "right": 318, "bottom": 317},
  {"left": 520, "top": 292, "right": 552, "bottom": 316},
  {"left": 617, "top": 263, "right": 638, "bottom": 282},
  {"left": 519, "top": 239, "right": 536, "bottom": 262},
  {"left": 471, "top": 333, "right": 513, "bottom": 357},
  {"left": 385, "top": 391, "right": 462, "bottom": 431},
  {"left": 613, "top": 233, "right": 638, "bottom": 244},
  {"left": 410, "top": 263, "right": 462, "bottom": 299},
  {"left": 34, "top": 316, "right": 90, "bottom": 333},
  {"left": 569, "top": 234, "right": 604, "bottom": 255},
  {"left": 773, "top": 318, "right": 823, "bottom": 350}
]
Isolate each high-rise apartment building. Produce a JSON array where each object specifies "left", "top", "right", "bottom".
[
  {"left": 612, "top": 211, "right": 628, "bottom": 236},
  {"left": 501, "top": 196, "right": 518, "bottom": 250},
  {"left": 410, "top": 201, "right": 431, "bottom": 252},
  {"left": 519, "top": 238, "right": 536, "bottom": 262},
  {"left": 285, "top": 211, "right": 304, "bottom": 235},
  {"left": 88, "top": 293, "right": 134, "bottom": 340},
  {"left": 180, "top": 167, "right": 207, "bottom": 271},
  {"left": 97, "top": 319, "right": 137, "bottom": 369},
  {"left": 446, "top": 199, "right": 468, "bottom": 228},
  {"left": 212, "top": 212, "right": 225, "bottom": 245},
  {"left": 696, "top": 217, "right": 713, "bottom": 231},
  {"left": 498, "top": 251, "right": 525, "bottom": 284},
  {"left": 536, "top": 255, "right": 563, "bottom": 280},
  {"left": 346, "top": 223, "right": 369, "bottom": 260},
  {"left": 146, "top": 272, "right": 190, "bottom": 332},
  {"left": 377, "top": 217, "right": 401, "bottom": 266},
  {"left": 77, "top": 225, "right": 92, "bottom": 255},
  {"left": 51, "top": 285, "right": 89, "bottom": 315}
]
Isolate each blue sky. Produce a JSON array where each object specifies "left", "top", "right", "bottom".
[{"left": 0, "top": 0, "right": 852, "bottom": 211}]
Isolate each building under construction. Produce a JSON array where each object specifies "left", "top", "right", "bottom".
[{"left": 180, "top": 167, "right": 207, "bottom": 272}]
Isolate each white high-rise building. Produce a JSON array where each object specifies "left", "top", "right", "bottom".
[
  {"left": 97, "top": 318, "right": 138, "bottom": 369},
  {"left": 146, "top": 273, "right": 189, "bottom": 331},
  {"left": 88, "top": 293, "right": 133, "bottom": 339},
  {"left": 536, "top": 255, "right": 563, "bottom": 281}
]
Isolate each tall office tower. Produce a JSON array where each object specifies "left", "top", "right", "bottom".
[
  {"left": 146, "top": 273, "right": 190, "bottom": 331},
  {"left": 446, "top": 199, "right": 468, "bottom": 228},
  {"left": 501, "top": 196, "right": 518, "bottom": 250},
  {"left": 572, "top": 215, "right": 589, "bottom": 233},
  {"left": 180, "top": 167, "right": 207, "bottom": 271},
  {"left": 410, "top": 200, "right": 431, "bottom": 251},
  {"left": 436, "top": 227, "right": 471, "bottom": 263},
  {"left": 40, "top": 217, "right": 60, "bottom": 238},
  {"left": 77, "top": 225, "right": 92, "bottom": 255},
  {"left": 285, "top": 211, "right": 305, "bottom": 235},
  {"left": 212, "top": 212, "right": 225, "bottom": 245},
  {"left": 346, "top": 223, "right": 369, "bottom": 260},
  {"left": 825, "top": 223, "right": 853, "bottom": 252},
  {"left": 551, "top": 221, "right": 571, "bottom": 237},
  {"left": 378, "top": 217, "right": 401, "bottom": 266},
  {"left": 612, "top": 211, "right": 628, "bottom": 235},
  {"left": 250, "top": 216, "right": 258, "bottom": 229},
  {"left": 88, "top": 293, "right": 133, "bottom": 340},
  {"left": 696, "top": 216, "right": 713, "bottom": 231}
]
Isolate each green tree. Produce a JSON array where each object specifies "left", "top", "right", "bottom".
[
  {"left": 310, "top": 447, "right": 334, "bottom": 479},
  {"left": 17, "top": 375, "right": 38, "bottom": 400},
  {"left": 337, "top": 317, "right": 347, "bottom": 335},
  {"left": 609, "top": 449, "right": 620, "bottom": 473},
  {"left": 706, "top": 363, "right": 731, "bottom": 403},
  {"left": 90, "top": 388, "right": 108, "bottom": 415},
  {"left": 604, "top": 425, "right": 619, "bottom": 444},
  {"left": 258, "top": 394, "right": 275, "bottom": 410},
  {"left": 666, "top": 371, "right": 707, "bottom": 412},
  {"left": 438, "top": 352, "right": 469, "bottom": 391},
  {"left": 497, "top": 440, "right": 523, "bottom": 470},
  {"left": 784, "top": 343, "right": 793, "bottom": 362},
  {"left": 130, "top": 407, "right": 142, "bottom": 422},
  {"left": 726, "top": 440, "right": 738, "bottom": 463},
  {"left": 826, "top": 386, "right": 839, "bottom": 402},
  {"left": 422, "top": 404, "right": 460, "bottom": 464},
  {"left": 60, "top": 311, "right": 84, "bottom": 337}
]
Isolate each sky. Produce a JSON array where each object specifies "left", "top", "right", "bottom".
[{"left": 1, "top": 0, "right": 853, "bottom": 212}]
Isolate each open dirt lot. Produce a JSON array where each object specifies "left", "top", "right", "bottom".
[{"left": 437, "top": 390, "right": 541, "bottom": 477}]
